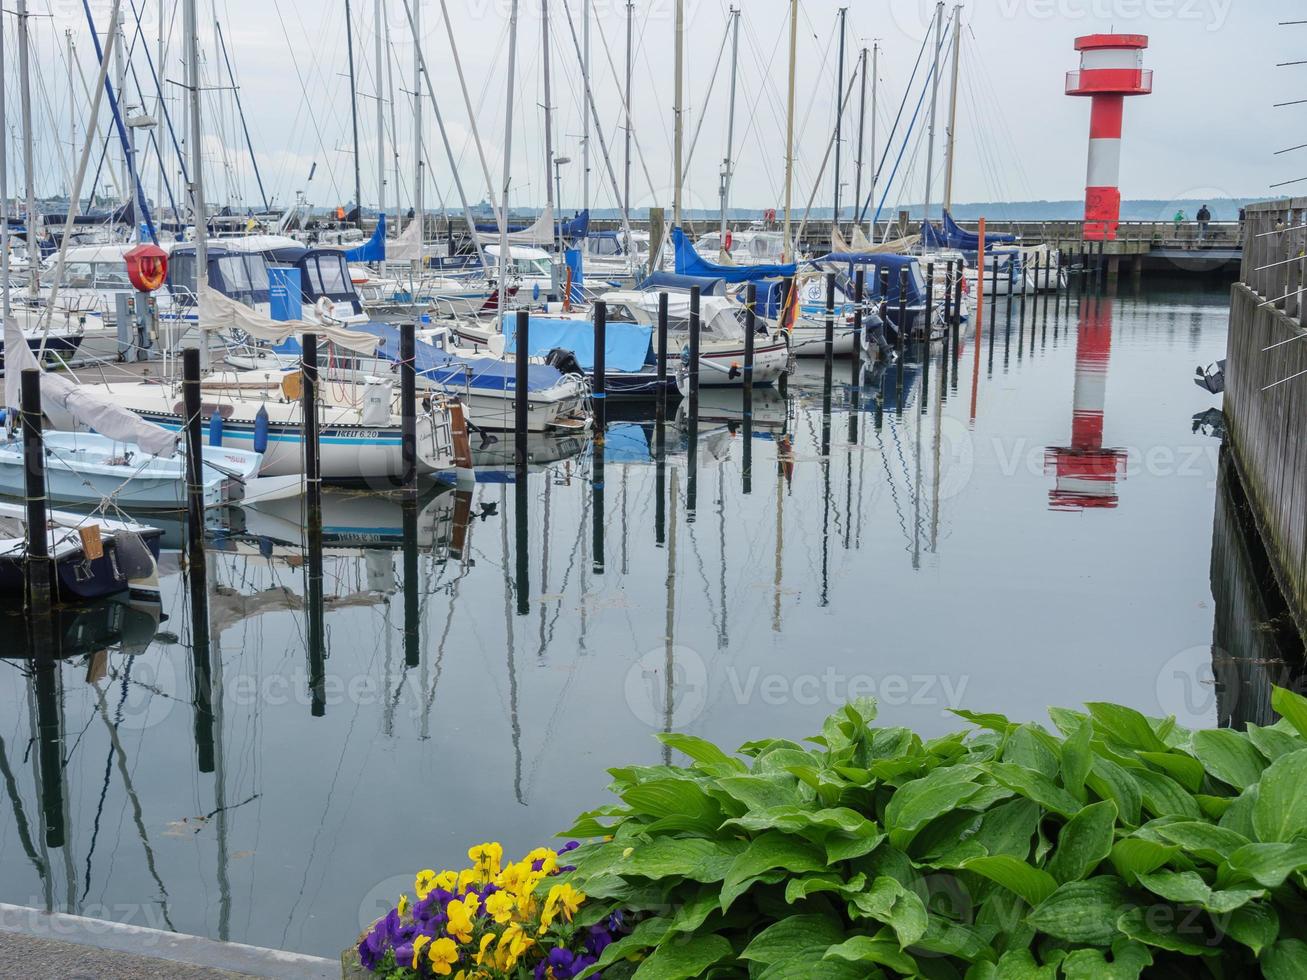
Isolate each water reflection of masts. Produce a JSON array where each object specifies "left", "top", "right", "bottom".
[
  {"left": 503, "top": 484, "right": 524, "bottom": 805},
  {"left": 773, "top": 437, "right": 789, "bottom": 633},
  {"left": 0, "top": 730, "right": 45, "bottom": 883},
  {"left": 663, "top": 467, "right": 678, "bottom": 766},
  {"left": 716, "top": 465, "right": 727, "bottom": 648}
]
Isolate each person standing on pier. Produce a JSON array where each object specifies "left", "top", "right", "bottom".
[
  {"left": 1173, "top": 208, "right": 1186, "bottom": 238},
  {"left": 1197, "top": 204, "right": 1211, "bottom": 241}
]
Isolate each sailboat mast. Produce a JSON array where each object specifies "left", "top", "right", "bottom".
[
  {"left": 1, "top": 9, "right": 8, "bottom": 321},
  {"left": 66, "top": 31, "right": 76, "bottom": 183},
  {"left": 412, "top": 0, "right": 423, "bottom": 255},
  {"left": 375, "top": 0, "right": 386, "bottom": 225},
  {"left": 497, "top": 0, "right": 520, "bottom": 320},
  {"left": 184, "top": 0, "right": 209, "bottom": 369},
  {"left": 345, "top": 0, "right": 362, "bottom": 223},
  {"left": 869, "top": 42, "right": 878, "bottom": 243},
  {"left": 832, "top": 7, "right": 846, "bottom": 235},
  {"left": 541, "top": 0, "right": 558, "bottom": 292},
  {"left": 853, "top": 46, "right": 866, "bottom": 243},
  {"left": 672, "top": 0, "right": 683, "bottom": 229},
  {"left": 942, "top": 3, "right": 963, "bottom": 214},
  {"left": 383, "top": 1, "right": 401, "bottom": 235},
  {"left": 623, "top": 0, "right": 633, "bottom": 222},
  {"left": 781, "top": 0, "right": 797, "bottom": 261},
  {"left": 719, "top": 6, "right": 739, "bottom": 245},
  {"left": 17, "top": 0, "right": 37, "bottom": 299},
  {"left": 923, "top": 1, "right": 944, "bottom": 235},
  {"left": 582, "top": 0, "right": 590, "bottom": 215}
]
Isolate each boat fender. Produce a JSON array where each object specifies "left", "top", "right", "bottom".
[
  {"left": 208, "top": 411, "right": 224, "bottom": 448},
  {"left": 532, "top": 282, "right": 541, "bottom": 301},
  {"left": 253, "top": 405, "right": 270, "bottom": 454}
]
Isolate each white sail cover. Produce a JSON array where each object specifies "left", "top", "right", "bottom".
[
  {"left": 3, "top": 315, "right": 178, "bottom": 457},
  {"left": 831, "top": 226, "right": 852, "bottom": 253},
  {"left": 507, "top": 205, "right": 555, "bottom": 247},
  {"left": 388, "top": 216, "right": 424, "bottom": 262},
  {"left": 199, "top": 286, "right": 381, "bottom": 355},
  {"left": 851, "top": 225, "right": 874, "bottom": 251}
]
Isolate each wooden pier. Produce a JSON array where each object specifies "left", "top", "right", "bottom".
[{"left": 1224, "top": 199, "right": 1307, "bottom": 643}]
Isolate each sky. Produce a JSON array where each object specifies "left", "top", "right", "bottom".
[{"left": 11, "top": 0, "right": 1294, "bottom": 220}]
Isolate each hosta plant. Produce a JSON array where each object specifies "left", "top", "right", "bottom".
[{"left": 555, "top": 687, "right": 1307, "bottom": 978}]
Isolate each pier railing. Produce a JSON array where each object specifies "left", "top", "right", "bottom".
[{"left": 1224, "top": 198, "right": 1307, "bottom": 642}]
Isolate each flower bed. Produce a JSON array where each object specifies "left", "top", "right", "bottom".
[{"left": 352, "top": 687, "right": 1307, "bottom": 978}]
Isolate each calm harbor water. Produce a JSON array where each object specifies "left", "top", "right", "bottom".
[{"left": 1, "top": 280, "right": 1289, "bottom": 958}]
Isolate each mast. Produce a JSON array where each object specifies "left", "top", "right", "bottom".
[
  {"left": 869, "top": 42, "right": 878, "bottom": 243},
  {"left": 156, "top": 8, "right": 164, "bottom": 223},
  {"left": 17, "top": 0, "right": 37, "bottom": 299},
  {"left": 718, "top": 6, "right": 739, "bottom": 246},
  {"left": 345, "top": 0, "right": 363, "bottom": 223},
  {"left": 853, "top": 46, "right": 867, "bottom": 243},
  {"left": 66, "top": 31, "right": 76, "bottom": 183},
  {"left": 382, "top": 0, "right": 401, "bottom": 235},
  {"left": 375, "top": 0, "right": 386, "bottom": 230},
  {"left": 832, "top": 7, "right": 847, "bottom": 234},
  {"left": 923, "top": 1, "right": 944, "bottom": 235},
  {"left": 1, "top": 9, "right": 8, "bottom": 321},
  {"left": 542, "top": 0, "right": 558, "bottom": 293},
  {"left": 185, "top": 0, "right": 210, "bottom": 369},
  {"left": 496, "top": 0, "right": 520, "bottom": 320},
  {"left": 781, "top": 0, "right": 797, "bottom": 260},
  {"left": 623, "top": 0, "right": 633, "bottom": 223},
  {"left": 672, "top": 0, "right": 683, "bottom": 229},
  {"left": 942, "top": 3, "right": 963, "bottom": 214},
  {"left": 438, "top": 0, "right": 499, "bottom": 214},
  {"left": 582, "top": 0, "right": 591, "bottom": 215},
  {"left": 412, "top": 0, "right": 423, "bottom": 255}
]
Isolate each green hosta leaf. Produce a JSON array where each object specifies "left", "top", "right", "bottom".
[
  {"left": 1132, "top": 767, "right": 1202, "bottom": 820},
  {"left": 1226, "top": 901, "right": 1280, "bottom": 956},
  {"left": 1252, "top": 749, "right": 1307, "bottom": 842},
  {"left": 952, "top": 708, "right": 1017, "bottom": 734},
  {"left": 1087, "top": 755, "right": 1143, "bottom": 827},
  {"left": 630, "top": 934, "right": 733, "bottom": 980},
  {"left": 1005, "top": 725, "right": 1060, "bottom": 778},
  {"left": 1109, "top": 837, "right": 1180, "bottom": 885},
  {"left": 665, "top": 887, "right": 718, "bottom": 935},
  {"left": 576, "top": 917, "right": 673, "bottom": 978},
  {"left": 912, "top": 915, "right": 990, "bottom": 963},
  {"left": 1219, "top": 784, "right": 1259, "bottom": 839},
  {"left": 825, "top": 830, "right": 886, "bottom": 864},
  {"left": 719, "top": 832, "right": 825, "bottom": 911},
  {"left": 1223, "top": 841, "right": 1307, "bottom": 887},
  {"left": 1137, "top": 750, "right": 1205, "bottom": 793},
  {"left": 987, "top": 762, "right": 1082, "bottom": 818},
  {"left": 1027, "top": 877, "right": 1133, "bottom": 945},
  {"left": 1247, "top": 723, "right": 1302, "bottom": 762},
  {"left": 1271, "top": 686, "right": 1307, "bottom": 738},
  {"left": 1060, "top": 939, "right": 1153, "bottom": 980},
  {"left": 1116, "top": 904, "right": 1221, "bottom": 957},
  {"left": 1086, "top": 703, "right": 1168, "bottom": 753},
  {"left": 960, "top": 855, "right": 1057, "bottom": 906},
  {"left": 992, "top": 949, "right": 1056, "bottom": 978},
  {"left": 620, "top": 779, "right": 723, "bottom": 834},
  {"left": 739, "top": 913, "right": 845, "bottom": 965},
  {"left": 783, "top": 871, "right": 867, "bottom": 904},
  {"left": 883, "top": 765, "right": 983, "bottom": 846},
  {"left": 1135, "top": 870, "right": 1264, "bottom": 914},
  {"left": 823, "top": 935, "right": 918, "bottom": 975},
  {"left": 619, "top": 837, "right": 747, "bottom": 882},
  {"left": 1062, "top": 719, "right": 1093, "bottom": 802},
  {"left": 720, "top": 805, "right": 874, "bottom": 839},
  {"left": 713, "top": 774, "right": 804, "bottom": 812},
  {"left": 1261, "top": 938, "right": 1307, "bottom": 980},
  {"left": 756, "top": 957, "right": 864, "bottom": 980},
  {"left": 1191, "top": 729, "right": 1266, "bottom": 790},
  {"left": 656, "top": 733, "right": 747, "bottom": 774},
  {"left": 847, "top": 876, "right": 928, "bottom": 948},
  {"left": 1149, "top": 821, "right": 1249, "bottom": 864},
  {"left": 967, "top": 797, "right": 1041, "bottom": 860},
  {"left": 1047, "top": 800, "right": 1118, "bottom": 884}
]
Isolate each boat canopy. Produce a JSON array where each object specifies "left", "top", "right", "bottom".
[
  {"left": 351, "top": 322, "right": 566, "bottom": 392},
  {"left": 636, "top": 271, "right": 727, "bottom": 296},
  {"left": 344, "top": 213, "right": 386, "bottom": 262},
  {"left": 500, "top": 317, "right": 654, "bottom": 373},
  {"left": 197, "top": 285, "right": 380, "bottom": 354},
  {"left": 815, "top": 253, "right": 927, "bottom": 306},
  {"left": 672, "top": 227, "right": 796, "bottom": 283},
  {"left": 922, "top": 210, "right": 1018, "bottom": 251},
  {"left": 167, "top": 244, "right": 273, "bottom": 307},
  {"left": 297, "top": 249, "right": 362, "bottom": 312}
]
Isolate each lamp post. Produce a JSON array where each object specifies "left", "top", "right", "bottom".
[{"left": 552, "top": 155, "right": 571, "bottom": 299}]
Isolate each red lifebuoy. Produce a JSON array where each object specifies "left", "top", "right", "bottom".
[{"left": 723, "top": 231, "right": 733, "bottom": 252}]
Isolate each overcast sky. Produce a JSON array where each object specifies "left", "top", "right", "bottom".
[{"left": 14, "top": 0, "right": 1291, "bottom": 218}]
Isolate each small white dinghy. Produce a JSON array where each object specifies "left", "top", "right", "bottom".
[{"left": 0, "top": 430, "right": 300, "bottom": 511}]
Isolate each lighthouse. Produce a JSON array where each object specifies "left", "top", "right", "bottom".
[{"left": 1066, "top": 34, "right": 1152, "bottom": 241}]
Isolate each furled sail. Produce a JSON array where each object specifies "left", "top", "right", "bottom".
[
  {"left": 507, "top": 205, "right": 555, "bottom": 246},
  {"left": 3, "top": 316, "right": 177, "bottom": 456},
  {"left": 199, "top": 286, "right": 381, "bottom": 355}
]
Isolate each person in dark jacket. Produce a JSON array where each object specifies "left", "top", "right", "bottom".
[{"left": 1197, "top": 205, "right": 1212, "bottom": 241}]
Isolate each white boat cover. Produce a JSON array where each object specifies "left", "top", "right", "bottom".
[
  {"left": 831, "top": 226, "right": 852, "bottom": 253},
  {"left": 507, "top": 206, "right": 555, "bottom": 247},
  {"left": 851, "top": 225, "right": 874, "bottom": 251},
  {"left": 199, "top": 286, "right": 381, "bottom": 355},
  {"left": 3, "top": 316, "right": 178, "bottom": 457},
  {"left": 387, "top": 217, "right": 424, "bottom": 262}
]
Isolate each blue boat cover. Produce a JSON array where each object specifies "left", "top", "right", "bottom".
[
  {"left": 921, "top": 210, "right": 1017, "bottom": 251},
  {"left": 636, "top": 271, "right": 727, "bottom": 296},
  {"left": 353, "top": 322, "right": 566, "bottom": 392},
  {"left": 500, "top": 317, "right": 653, "bottom": 373},
  {"left": 672, "top": 227, "right": 797, "bottom": 283},
  {"left": 817, "top": 253, "right": 926, "bottom": 306},
  {"left": 564, "top": 247, "right": 584, "bottom": 303},
  {"left": 345, "top": 213, "right": 386, "bottom": 261},
  {"left": 473, "top": 209, "right": 589, "bottom": 239}
]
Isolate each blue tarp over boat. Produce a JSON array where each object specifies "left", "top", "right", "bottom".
[
  {"left": 817, "top": 253, "right": 927, "bottom": 306},
  {"left": 672, "top": 227, "right": 796, "bottom": 283},
  {"left": 921, "top": 210, "right": 1017, "bottom": 251},
  {"left": 500, "top": 317, "right": 653, "bottom": 373},
  {"left": 353, "top": 322, "right": 566, "bottom": 392},
  {"left": 344, "top": 213, "right": 386, "bottom": 262},
  {"left": 636, "top": 271, "right": 727, "bottom": 296}
]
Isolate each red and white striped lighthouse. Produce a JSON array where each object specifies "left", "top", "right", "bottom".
[{"left": 1066, "top": 34, "right": 1152, "bottom": 241}]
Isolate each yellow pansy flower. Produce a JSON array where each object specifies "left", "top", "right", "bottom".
[
  {"left": 538, "top": 883, "right": 585, "bottom": 933},
  {"left": 434, "top": 871, "right": 459, "bottom": 891},
  {"left": 498, "top": 922, "right": 534, "bottom": 969},
  {"left": 414, "top": 869, "right": 438, "bottom": 900},
  {"left": 484, "top": 891, "right": 515, "bottom": 925},
  {"left": 445, "top": 897, "right": 476, "bottom": 943},
  {"left": 468, "top": 842, "right": 504, "bottom": 881},
  {"left": 412, "top": 934, "right": 431, "bottom": 969},
  {"left": 397, "top": 893, "right": 409, "bottom": 918},
  {"left": 427, "top": 936, "right": 459, "bottom": 976}
]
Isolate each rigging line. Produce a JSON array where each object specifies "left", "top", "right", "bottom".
[
  {"left": 857, "top": 24, "right": 933, "bottom": 225},
  {"left": 589, "top": 8, "right": 664, "bottom": 215},
  {"left": 270, "top": 0, "right": 342, "bottom": 202},
  {"left": 214, "top": 20, "right": 268, "bottom": 211},
  {"left": 681, "top": 17, "right": 732, "bottom": 180},
  {"left": 125, "top": 0, "right": 188, "bottom": 205}
]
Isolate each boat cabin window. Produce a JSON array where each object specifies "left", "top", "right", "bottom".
[
  {"left": 167, "top": 253, "right": 197, "bottom": 297},
  {"left": 605, "top": 304, "right": 638, "bottom": 323},
  {"left": 303, "top": 254, "right": 351, "bottom": 298},
  {"left": 587, "top": 236, "right": 621, "bottom": 257}
]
